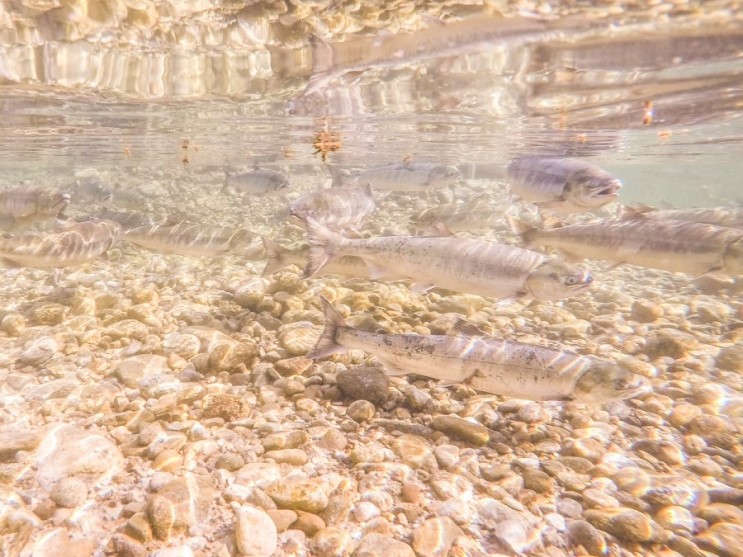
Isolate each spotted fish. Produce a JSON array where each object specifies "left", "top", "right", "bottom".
[
  {"left": 0, "top": 185, "right": 71, "bottom": 228},
  {"left": 0, "top": 220, "right": 120, "bottom": 268},
  {"left": 310, "top": 297, "right": 649, "bottom": 403},
  {"left": 125, "top": 222, "right": 263, "bottom": 258},
  {"left": 506, "top": 157, "right": 621, "bottom": 213},
  {"left": 305, "top": 219, "right": 592, "bottom": 302},
  {"left": 510, "top": 214, "right": 743, "bottom": 275},
  {"left": 289, "top": 182, "right": 375, "bottom": 233}
]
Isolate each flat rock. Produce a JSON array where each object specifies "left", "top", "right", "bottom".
[
  {"left": 264, "top": 477, "right": 331, "bottom": 513},
  {"left": 431, "top": 415, "right": 489, "bottom": 446},
  {"left": 584, "top": 507, "right": 668, "bottom": 543},
  {"left": 695, "top": 522, "right": 743, "bottom": 557},
  {"left": 115, "top": 355, "right": 170, "bottom": 388},
  {"left": 0, "top": 424, "right": 41, "bottom": 462},
  {"left": 146, "top": 474, "right": 215, "bottom": 540},
  {"left": 34, "top": 424, "right": 123, "bottom": 491},
  {"left": 27, "top": 528, "right": 95, "bottom": 557},
  {"left": 354, "top": 533, "right": 415, "bottom": 557},
  {"left": 412, "top": 516, "right": 464, "bottom": 557},
  {"left": 390, "top": 434, "right": 437, "bottom": 471},
  {"left": 235, "top": 504, "right": 278, "bottom": 557}
]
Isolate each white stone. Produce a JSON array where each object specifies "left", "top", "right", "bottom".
[{"left": 235, "top": 505, "right": 278, "bottom": 557}]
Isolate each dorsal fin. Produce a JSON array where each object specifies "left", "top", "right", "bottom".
[{"left": 621, "top": 204, "right": 653, "bottom": 221}]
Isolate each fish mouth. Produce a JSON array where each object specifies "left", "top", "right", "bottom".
[
  {"left": 568, "top": 271, "right": 593, "bottom": 291},
  {"left": 591, "top": 180, "right": 622, "bottom": 198}
]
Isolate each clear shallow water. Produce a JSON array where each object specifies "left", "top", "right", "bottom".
[{"left": 1, "top": 3, "right": 743, "bottom": 557}]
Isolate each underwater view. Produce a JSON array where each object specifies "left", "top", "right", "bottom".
[{"left": 1, "top": 1, "right": 742, "bottom": 556}]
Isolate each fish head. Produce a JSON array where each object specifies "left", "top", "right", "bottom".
[
  {"left": 565, "top": 169, "right": 621, "bottom": 210},
  {"left": 526, "top": 259, "right": 593, "bottom": 301},
  {"left": 723, "top": 238, "right": 743, "bottom": 275},
  {"left": 573, "top": 359, "right": 651, "bottom": 403},
  {"left": 428, "top": 165, "right": 464, "bottom": 187},
  {"left": 38, "top": 188, "right": 72, "bottom": 216}
]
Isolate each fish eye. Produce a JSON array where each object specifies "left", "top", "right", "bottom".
[{"left": 565, "top": 275, "right": 580, "bottom": 286}]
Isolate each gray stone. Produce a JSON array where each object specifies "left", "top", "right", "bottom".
[{"left": 337, "top": 366, "right": 390, "bottom": 404}]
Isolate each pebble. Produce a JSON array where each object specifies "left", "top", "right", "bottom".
[
  {"left": 263, "top": 449, "right": 308, "bottom": 465},
  {"left": 390, "top": 434, "right": 437, "bottom": 471},
  {"left": 312, "top": 526, "right": 357, "bottom": 557},
  {"left": 697, "top": 503, "right": 743, "bottom": 525},
  {"left": 654, "top": 505, "right": 696, "bottom": 534},
  {"left": 354, "top": 533, "right": 415, "bottom": 557},
  {"left": 292, "top": 510, "right": 326, "bottom": 536},
  {"left": 19, "top": 337, "right": 59, "bottom": 366},
  {"left": 567, "top": 520, "right": 607, "bottom": 556},
  {"left": 695, "top": 522, "right": 743, "bottom": 557},
  {"left": 412, "top": 516, "right": 465, "bottom": 557},
  {"left": 716, "top": 345, "right": 743, "bottom": 372},
  {"left": 631, "top": 299, "right": 663, "bottom": 322},
  {"left": 644, "top": 329, "right": 698, "bottom": 359},
  {"left": 431, "top": 415, "right": 489, "bottom": 445},
  {"left": 265, "top": 477, "right": 330, "bottom": 513},
  {"left": 557, "top": 498, "right": 583, "bottom": 519},
  {"left": 115, "top": 354, "right": 170, "bottom": 388},
  {"left": 354, "top": 501, "right": 381, "bottom": 522},
  {"left": 49, "top": 476, "right": 88, "bottom": 508},
  {"left": 495, "top": 520, "right": 539, "bottom": 554},
  {"left": 347, "top": 399, "right": 376, "bottom": 422},
  {"left": 263, "top": 430, "right": 309, "bottom": 450},
  {"left": 110, "top": 533, "right": 147, "bottom": 557},
  {"left": 612, "top": 467, "right": 651, "bottom": 497},
  {"left": 584, "top": 507, "right": 667, "bottom": 543},
  {"left": 235, "top": 505, "right": 278, "bottom": 557},
  {"left": 336, "top": 366, "right": 390, "bottom": 404},
  {"left": 522, "top": 469, "right": 554, "bottom": 494}
]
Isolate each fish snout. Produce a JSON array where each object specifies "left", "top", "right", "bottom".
[
  {"left": 594, "top": 179, "right": 622, "bottom": 198},
  {"left": 567, "top": 270, "right": 593, "bottom": 290}
]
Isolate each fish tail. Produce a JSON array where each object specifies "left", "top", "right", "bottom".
[
  {"left": 262, "top": 237, "right": 288, "bottom": 276},
  {"left": 308, "top": 296, "right": 347, "bottom": 360},
  {"left": 304, "top": 218, "right": 341, "bottom": 278},
  {"left": 507, "top": 215, "right": 538, "bottom": 245}
]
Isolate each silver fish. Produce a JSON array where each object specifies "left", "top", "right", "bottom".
[
  {"left": 310, "top": 297, "right": 648, "bottom": 403},
  {"left": 624, "top": 204, "right": 743, "bottom": 230},
  {"left": 125, "top": 222, "right": 263, "bottom": 258},
  {"left": 0, "top": 220, "right": 120, "bottom": 268},
  {"left": 92, "top": 209, "right": 163, "bottom": 232},
  {"left": 262, "top": 237, "right": 369, "bottom": 278},
  {"left": 305, "top": 220, "right": 592, "bottom": 302},
  {"left": 223, "top": 169, "right": 289, "bottom": 195},
  {"left": 511, "top": 215, "right": 743, "bottom": 276},
  {"left": 336, "top": 161, "right": 463, "bottom": 192},
  {"left": 289, "top": 183, "right": 375, "bottom": 232},
  {"left": 506, "top": 157, "right": 621, "bottom": 213},
  {"left": 409, "top": 194, "right": 507, "bottom": 232},
  {"left": 0, "top": 186, "right": 71, "bottom": 226}
]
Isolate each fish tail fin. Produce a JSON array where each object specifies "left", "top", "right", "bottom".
[
  {"left": 261, "top": 237, "right": 288, "bottom": 276},
  {"left": 304, "top": 218, "right": 341, "bottom": 278},
  {"left": 308, "top": 296, "right": 347, "bottom": 359},
  {"left": 507, "top": 215, "right": 538, "bottom": 245}
]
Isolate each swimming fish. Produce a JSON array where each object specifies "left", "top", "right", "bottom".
[
  {"left": 288, "top": 182, "right": 375, "bottom": 232},
  {"left": 510, "top": 215, "right": 743, "bottom": 276},
  {"left": 623, "top": 204, "right": 743, "bottom": 230},
  {"left": 334, "top": 161, "right": 463, "bottom": 192},
  {"left": 92, "top": 209, "right": 163, "bottom": 232},
  {"left": 125, "top": 222, "right": 263, "bottom": 258},
  {"left": 304, "top": 219, "right": 592, "bottom": 302},
  {"left": 222, "top": 169, "right": 289, "bottom": 195},
  {"left": 0, "top": 185, "right": 71, "bottom": 228},
  {"left": 506, "top": 157, "right": 622, "bottom": 213},
  {"left": 262, "top": 237, "right": 370, "bottom": 278},
  {"left": 310, "top": 297, "right": 649, "bottom": 403},
  {"left": 409, "top": 194, "right": 507, "bottom": 232},
  {"left": 0, "top": 220, "right": 120, "bottom": 268}
]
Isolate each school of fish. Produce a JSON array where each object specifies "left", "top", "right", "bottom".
[{"left": 1, "top": 155, "right": 740, "bottom": 404}]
